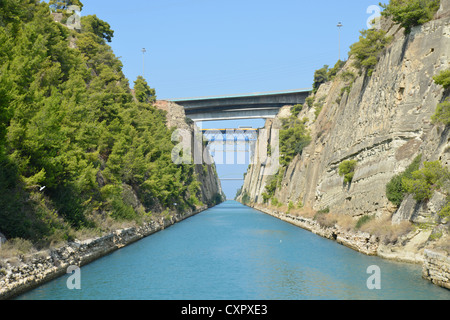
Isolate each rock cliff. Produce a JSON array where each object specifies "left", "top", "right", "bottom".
[
  {"left": 155, "top": 100, "right": 225, "bottom": 206},
  {"left": 238, "top": 0, "right": 450, "bottom": 289}
]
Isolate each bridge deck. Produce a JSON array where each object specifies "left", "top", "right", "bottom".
[
  {"left": 167, "top": 88, "right": 312, "bottom": 121},
  {"left": 169, "top": 88, "right": 312, "bottom": 103}
]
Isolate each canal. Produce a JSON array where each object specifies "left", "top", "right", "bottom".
[{"left": 16, "top": 201, "right": 450, "bottom": 300}]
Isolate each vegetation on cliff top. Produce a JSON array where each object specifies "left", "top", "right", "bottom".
[
  {"left": 312, "top": 60, "right": 346, "bottom": 93},
  {"left": 380, "top": 0, "right": 441, "bottom": 34},
  {"left": 348, "top": 0, "right": 440, "bottom": 77},
  {"left": 0, "top": 0, "right": 216, "bottom": 249},
  {"left": 349, "top": 29, "right": 393, "bottom": 76}
]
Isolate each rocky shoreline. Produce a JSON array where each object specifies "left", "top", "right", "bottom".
[
  {"left": 423, "top": 249, "right": 450, "bottom": 290},
  {"left": 251, "top": 204, "right": 450, "bottom": 291},
  {"left": 0, "top": 206, "right": 209, "bottom": 300}
]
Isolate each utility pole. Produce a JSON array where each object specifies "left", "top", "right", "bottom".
[
  {"left": 142, "top": 48, "right": 146, "bottom": 78},
  {"left": 337, "top": 22, "right": 343, "bottom": 61}
]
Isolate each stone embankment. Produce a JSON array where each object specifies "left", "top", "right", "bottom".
[
  {"left": 252, "top": 204, "right": 450, "bottom": 290},
  {"left": 254, "top": 205, "right": 378, "bottom": 255},
  {"left": 423, "top": 250, "right": 450, "bottom": 290},
  {"left": 0, "top": 206, "right": 208, "bottom": 300}
]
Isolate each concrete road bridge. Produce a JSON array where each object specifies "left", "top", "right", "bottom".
[{"left": 168, "top": 88, "right": 312, "bottom": 122}]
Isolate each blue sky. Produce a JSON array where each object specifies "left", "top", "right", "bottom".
[
  {"left": 78, "top": 0, "right": 384, "bottom": 199},
  {"left": 81, "top": 0, "right": 382, "bottom": 100}
]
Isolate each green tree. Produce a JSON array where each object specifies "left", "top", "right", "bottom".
[
  {"left": 386, "top": 155, "right": 422, "bottom": 206},
  {"left": 134, "top": 76, "right": 157, "bottom": 104},
  {"left": 380, "top": 0, "right": 440, "bottom": 34},
  {"left": 313, "top": 65, "right": 329, "bottom": 93},
  {"left": 327, "top": 60, "right": 346, "bottom": 80},
  {"left": 403, "top": 161, "right": 450, "bottom": 201},
  {"left": 81, "top": 15, "right": 114, "bottom": 42},
  {"left": 433, "top": 69, "right": 450, "bottom": 89},
  {"left": 349, "top": 29, "right": 393, "bottom": 76},
  {"left": 0, "top": 0, "right": 218, "bottom": 245}
]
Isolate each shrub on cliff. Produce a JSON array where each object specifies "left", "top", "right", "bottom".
[
  {"left": 380, "top": 0, "right": 441, "bottom": 34},
  {"left": 338, "top": 160, "right": 358, "bottom": 185},
  {"left": 134, "top": 76, "right": 156, "bottom": 103},
  {"left": 439, "top": 199, "right": 450, "bottom": 219},
  {"left": 386, "top": 155, "right": 422, "bottom": 206},
  {"left": 433, "top": 69, "right": 450, "bottom": 90},
  {"left": 402, "top": 161, "right": 450, "bottom": 202},
  {"left": 279, "top": 117, "right": 311, "bottom": 166},
  {"left": 349, "top": 29, "right": 393, "bottom": 76},
  {"left": 327, "top": 60, "right": 346, "bottom": 81},
  {"left": 312, "top": 65, "right": 329, "bottom": 93},
  {"left": 311, "top": 60, "right": 346, "bottom": 93},
  {"left": 291, "top": 104, "right": 303, "bottom": 117},
  {"left": 431, "top": 99, "right": 450, "bottom": 126},
  {"left": 241, "top": 192, "right": 251, "bottom": 205}
]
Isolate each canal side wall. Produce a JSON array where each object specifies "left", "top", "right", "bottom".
[
  {"left": 0, "top": 206, "right": 208, "bottom": 300},
  {"left": 251, "top": 204, "right": 450, "bottom": 291},
  {"left": 422, "top": 250, "right": 450, "bottom": 290},
  {"left": 236, "top": 1, "right": 450, "bottom": 292}
]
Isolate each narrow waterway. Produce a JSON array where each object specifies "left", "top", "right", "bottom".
[{"left": 16, "top": 201, "right": 450, "bottom": 300}]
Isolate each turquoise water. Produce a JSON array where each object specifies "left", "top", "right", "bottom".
[{"left": 16, "top": 201, "right": 450, "bottom": 300}]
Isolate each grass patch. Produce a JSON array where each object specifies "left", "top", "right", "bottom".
[
  {"left": 0, "top": 238, "right": 35, "bottom": 260},
  {"left": 359, "top": 215, "right": 414, "bottom": 244},
  {"left": 355, "top": 215, "right": 375, "bottom": 229}
]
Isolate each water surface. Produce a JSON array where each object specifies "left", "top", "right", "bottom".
[{"left": 16, "top": 201, "right": 450, "bottom": 300}]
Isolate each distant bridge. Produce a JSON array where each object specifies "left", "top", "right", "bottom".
[
  {"left": 168, "top": 88, "right": 312, "bottom": 122},
  {"left": 201, "top": 128, "right": 258, "bottom": 144}
]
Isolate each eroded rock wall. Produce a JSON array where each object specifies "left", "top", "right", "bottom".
[
  {"left": 238, "top": 1, "right": 450, "bottom": 289},
  {"left": 241, "top": 6, "right": 450, "bottom": 222}
]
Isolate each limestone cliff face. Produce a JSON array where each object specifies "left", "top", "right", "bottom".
[
  {"left": 239, "top": 1, "right": 450, "bottom": 257},
  {"left": 155, "top": 100, "right": 225, "bottom": 206}
]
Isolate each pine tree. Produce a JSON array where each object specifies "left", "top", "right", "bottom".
[{"left": 134, "top": 76, "right": 157, "bottom": 103}]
